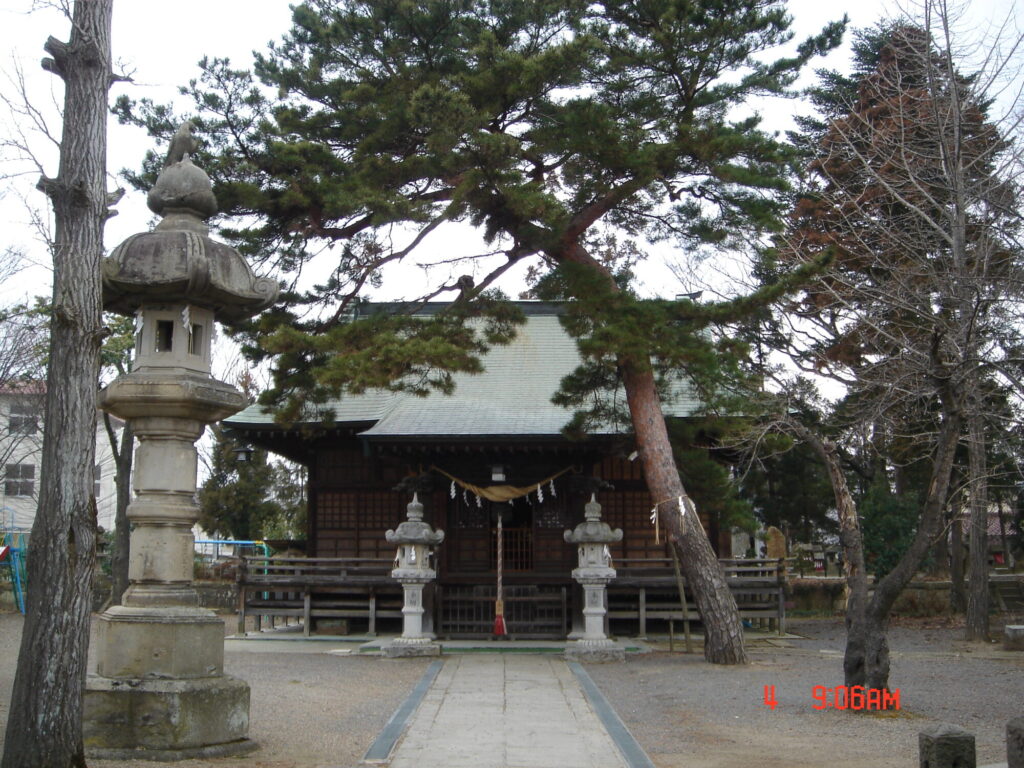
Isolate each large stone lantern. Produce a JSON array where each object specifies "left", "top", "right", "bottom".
[
  {"left": 384, "top": 494, "right": 444, "bottom": 657},
  {"left": 564, "top": 495, "right": 624, "bottom": 661},
  {"left": 84, "top": 129, "right": 277, "bottom": 759}
]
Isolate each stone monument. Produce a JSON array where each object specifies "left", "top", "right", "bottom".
[
  {"left": 765, "top": 525, "right": 787, "bottom": 560},
  {"left": 564, "top": 495, "right": 624, "bottom": 662},
  {"left": 384, "top": 494, "right": 445, "bottom": 657},
  {"left": 83, "top": 126, "right": 277, "bottom": 759}
]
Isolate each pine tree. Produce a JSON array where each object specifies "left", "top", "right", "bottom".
[
  {"left": 117, "top": 0, "right": 844, "bottom": 664},
  {"left": 199, "top": 426, "right": 305, "bottom": 541}
]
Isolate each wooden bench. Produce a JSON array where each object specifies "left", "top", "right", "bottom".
[{"left": 237, "top": 556, "right": 402, "bottom": 637}]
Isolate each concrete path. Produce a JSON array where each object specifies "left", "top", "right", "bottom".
[{"left": 378, "top": 655, "right": 642, "bottom": 768}]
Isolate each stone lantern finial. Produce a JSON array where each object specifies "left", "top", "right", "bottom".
[
  {"left": 102, "top": 124, "right": 277, "bottom": 325},
  {"left": 584, "top": 493, "right": 601, "bottom": 521},
  {"left": 163, "top": 121, "right": 200, "bottom": 168}
]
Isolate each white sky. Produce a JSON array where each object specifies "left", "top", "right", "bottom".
[{"left": 0, "top": 0, "right": 1018, "bottom": 313}]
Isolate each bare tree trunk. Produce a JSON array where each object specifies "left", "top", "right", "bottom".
[
  {"left": 622, "top": 365, "right": 747, "bottom": 664},
  {"left": 1, "top": 3, "right": 112, "bottom": 767},
  {"left": 792, "top": 426, "right": 869, "bottom": 687},
  {"left": 997, "top": 498, "right": 1013, "bottom": 570},
  {"left": 965, "top": 410, "right": 989, "bottom": 640},
  {"left": 861, "top": 409, "right": 961, "bottom": 690},
  {"left": 950, "top": 491, "right": 967, "bottom": 612},
  {"left": 794, "top": 408, "right": 960, "bottom": 692},
  {"left": 932, "top": 507, "right": 950, "bottom": 577},
  {"left": 103, "top": 413, "right": 132, "bottom": 605}
]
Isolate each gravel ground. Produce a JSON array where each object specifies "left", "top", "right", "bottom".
[
  {"left": 0, "top": 613, "right": 431, "bottom": 768},
  {"left": 588, "top": 616, "right": 1024, "bottom": 768},
  {"left": 0, "top": 612, "right": 1021, "bottom": 767}
]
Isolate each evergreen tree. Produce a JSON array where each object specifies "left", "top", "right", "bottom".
[
  {"left": 199, "top": 426, "right": 306, "bottom": 541},
  {"left": 670, "top": 419, "right": 755, "bottom": 544},
  {"left": 117, "top": 0, "right": 844, "bottom": 664},
  {"left": 740, "top": 441, "right": 835, "bottom": 544}
]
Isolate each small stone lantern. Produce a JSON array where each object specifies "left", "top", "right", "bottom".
[
  {"left": 384, "top": 494, "right": 445, "bottom": 657},
  {"left": 564, "top": 495, "right": 624, "bottom": 661},
  {"left": 83, "top": 128, "right": 277, "bottom": 759}
]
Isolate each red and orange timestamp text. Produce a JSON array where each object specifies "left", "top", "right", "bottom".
[{"left": 763, "top": 685, "right": 900, "bottom": 711}]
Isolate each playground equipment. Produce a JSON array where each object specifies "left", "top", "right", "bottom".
[
  {"left": 1, "top": 530, "right": 29, "bottom": 614},
  {"left": 194, "top": 538, "right": 271, "bottom": 561}
]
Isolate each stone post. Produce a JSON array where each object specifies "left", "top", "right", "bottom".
[
  {"left": 1004, "top": 625, "right": 1024, "bottom": 651},
  {"left": 1008, "top": 717, "right": 1024, "bottom": 768},
  {"left": 564, "top": 495, "right": 624, "bottom": 662},
  {"left": 83, "top": 129, "right": 277, "bottom": 760},
  {"left": 384, "top": 494, "right": 444, "bottom": 657},
  {"left": 919, "top": 724, "right": 976, "bottom": 768}
]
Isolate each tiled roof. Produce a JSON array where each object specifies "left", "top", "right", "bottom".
[{"left": 225, "top": 303, "right": 700, "bottom": 439}]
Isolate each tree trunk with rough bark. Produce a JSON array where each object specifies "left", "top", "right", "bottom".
[
  {"left": 964, "top": 410, "right": 989, "bottom": 640},
  {"left": 931, "top": 507, "right": 950, "bottom": 577},
  {"left": 622, "top": 365, "right": 748, "bottom": 664},
  {"left": 793, "top": 407, "right": 960, "bottom": 692},
  {"left": 1, "top": 3, "right": 112, "bottom": 767},
  {"left": 550, "top": 235, "right": 748, "bottom": 665},
  {"left": 810, "top": 435, "right": 870, "bottom": 688}
]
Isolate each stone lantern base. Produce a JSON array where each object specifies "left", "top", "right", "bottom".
[
  {"left": 565, "top": 639, "right": 626, "bottom": 663},
  {"left": 383, "top": 637, "right": 442, "bottom": 658},
  {"left": 92, "top": 605, "right": 225, "bottom": 678},
  {"left": 83, "top": 606, "right": 254, "bottom": 759},
  {"left": 83, "top": 675, "right": 254, "bottom": 760}
]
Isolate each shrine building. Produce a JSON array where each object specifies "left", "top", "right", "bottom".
[{"left": 224, "top": 301, "right": 780, "bottom": 638}]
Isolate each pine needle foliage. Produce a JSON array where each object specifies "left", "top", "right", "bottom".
[{"left": 115, "top": 0, "right": 844, "bottom": 421}]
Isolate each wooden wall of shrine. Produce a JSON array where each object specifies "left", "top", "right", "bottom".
[{"left": 305, "top": 439, "right": 725, "bottom": 581}]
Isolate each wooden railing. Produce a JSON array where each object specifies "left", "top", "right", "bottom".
[
  {"left": 236, "top": 556, "right": 400, "bottom": 637},
  {"left": 235, "top": 555, "right": 787, "bottom": 638},
  {"left": 609, "top": 557, "right": 787, "bottom": 636}
]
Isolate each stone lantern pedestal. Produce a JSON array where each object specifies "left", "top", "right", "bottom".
[
  {"left": 83, "top": 131, "right": 277, "bottom": 759},
  {"left": 384, "top": 494, "right": 444, "bottom": 657},
  {"left": 564, "top": 495, "right": 625, "bottom": 662}
]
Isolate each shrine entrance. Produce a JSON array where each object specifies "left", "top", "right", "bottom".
[{"left": 437, "top": 491, "right": 577, "bottom": 638}]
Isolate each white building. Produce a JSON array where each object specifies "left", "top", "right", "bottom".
[{"left": 1, "top": 383, "right": 124, "bottom": 533}]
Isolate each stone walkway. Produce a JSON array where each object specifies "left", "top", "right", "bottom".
[{"left": 377, "top": 655, "right": 644, "bottom": 768}]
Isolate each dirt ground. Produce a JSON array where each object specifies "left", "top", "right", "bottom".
[
  {"left": 589, "top": 615, "right": 1024, "bottom": 768},
  {"left": 0, "top": 612, "right": 1021, "bottom": 767}
]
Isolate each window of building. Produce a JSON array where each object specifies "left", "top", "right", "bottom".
[
  {"left": 8, "top": 402, "right": 38, "bottom": 435},
  {"left": 4, "top": 464, "right": 35, "bottom": 497},
  {"left": 94, "top": 464, "right": 102, "bottom": 498}
]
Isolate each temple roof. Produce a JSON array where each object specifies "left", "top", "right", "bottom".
[{"left": 225, "top": 302, "right": 700, "bottom": 441}]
